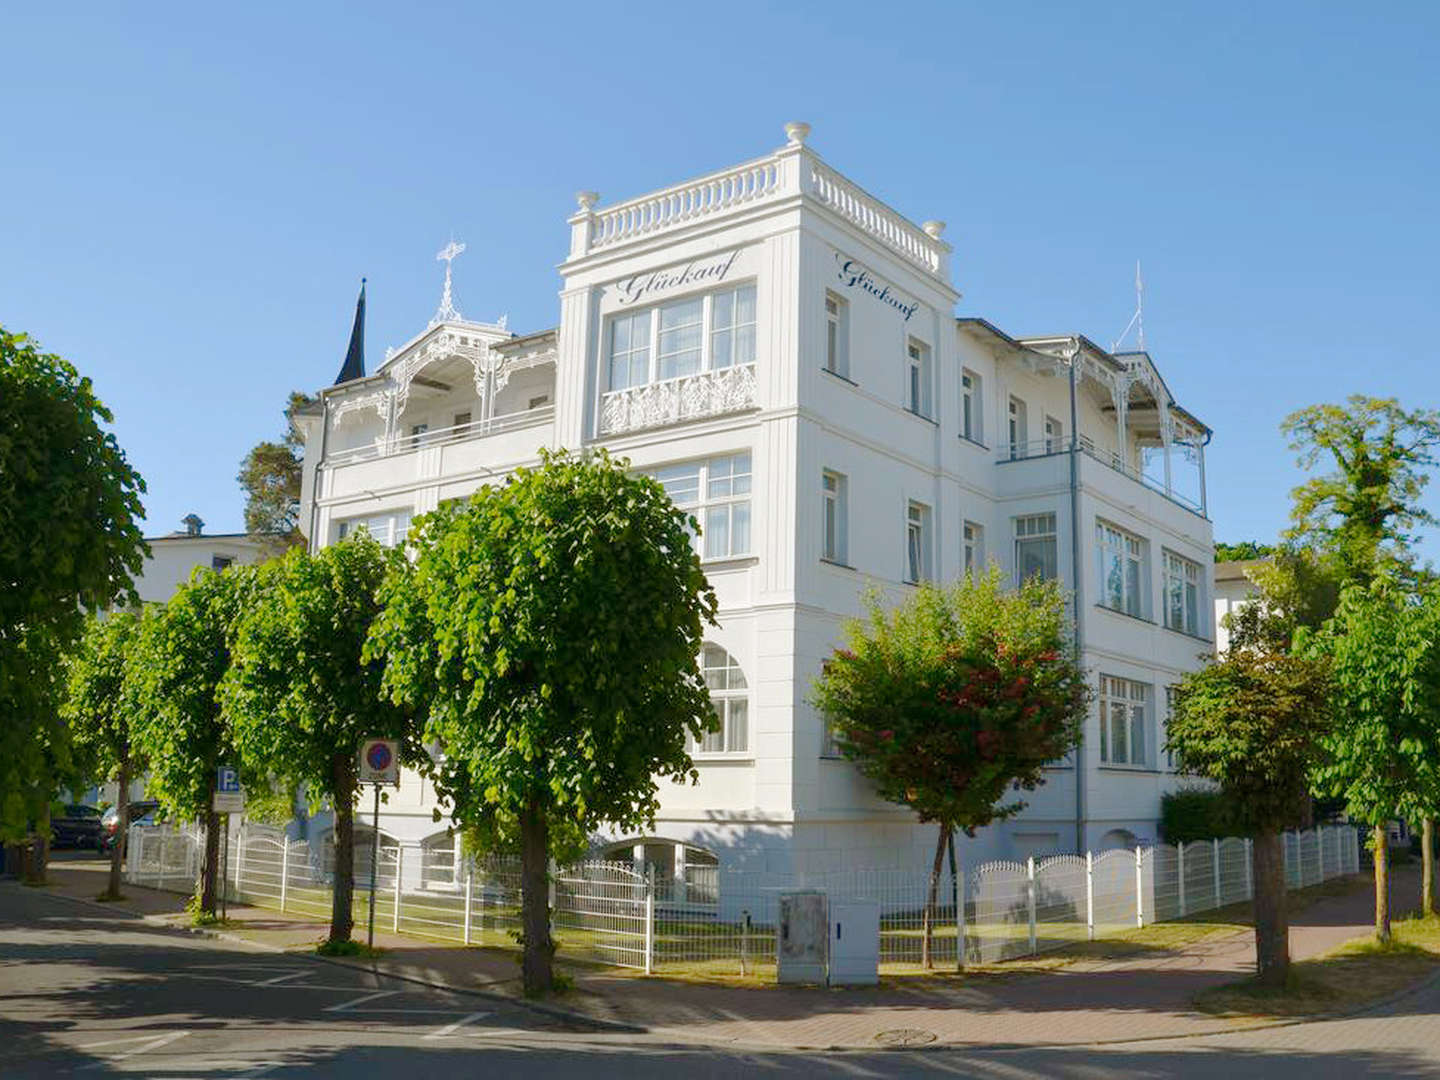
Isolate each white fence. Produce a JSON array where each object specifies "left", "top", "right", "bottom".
[{"left": 127, "top": 823, "right": 1360, "bottom": 977}]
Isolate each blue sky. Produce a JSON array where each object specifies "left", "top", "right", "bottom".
[{"left": 4, "top": 3, "right": 1438, "bottom": 554}]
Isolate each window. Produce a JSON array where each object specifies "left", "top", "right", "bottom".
[
  {"left": 606, "top": 284, "right": 756, "bottom": 392},
  {"left": 409, "top": 423, "right": 429, "bottom": 448},
  {"left": 824, "top": 292, "right": 849, "bottom": 378},
  {"left": 822, "top": 470, "right": 847, "bottom": 564},
  {"left": 1014, "top": 513, "right": 1057, "bottom": 583},
  {"left": 336, "top": 510, "right": 412, "bottom": 548},
  {"left": 1097, "top": 521, "right": 1146, "bottom": 618},
  {"left": 695, "top": 644, "right": 748, "bottom": 754},
  {"left": 452, "top": 411, "right": 472, "bottom": 438},
  {"left": 1044, "top": 415, "right": 1063, "bottom": 454},
  {"left": 1100, "top": 676, "right": 1149, "bottom": 767},
  {"left": 906, "top": 338, "right": 932, "bottom": 417},
  {"left": 905, "top": 501, "right": 932, "bottom": 584},
  {"left": 961, "top": 369, "right": 982, "bottom": 442},
  {"left": 652, "top": 454, "right": 752, "bottom": 560},
  {"left": 527, "top": 395, "right": 549, "bottom": 410},
  {"left": 1008, "top": 397, "right": 1028, "bottom": 458},
  {"left": 1163, "top": 550, "right": 1203, "bottom": 636},
  {"left": 211, "top": 555, "right": 234, "bottom": 572},
  {"left": 963, "top": 521, "right": 984, "bottom": 576}
]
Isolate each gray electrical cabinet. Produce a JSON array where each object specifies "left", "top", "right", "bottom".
[
  {"left": 828, "top": 900, "right": 880, "bottom": 985},
  {"left": 776, "top": 890, "right": 828, "bottom": 984}
]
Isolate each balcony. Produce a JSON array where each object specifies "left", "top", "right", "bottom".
[
  {"left": 598, "top": 364, "right": 758, "bottom": 437},
  {"left": 325, "top": 405, "right": 554, "bottom": 467},
  {"left": 997, "top": 437, "right": 1206, "bottom": 518}
]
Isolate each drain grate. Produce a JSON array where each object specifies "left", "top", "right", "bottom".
[{"left": 873, "top": 1028, "right": 937, "bottom": 1047}]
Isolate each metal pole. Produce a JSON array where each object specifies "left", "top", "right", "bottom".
[
  {"left": 1085, "top": 850, "right": 1095, "bottom": 941},
  {"left": 280, "top": 837, "right": 290, "bottom": 913},
  {"left": 1026, "top": 856, "right": 1037, "bottom": 956},
  {"left": 367, "top": 784, "right": 380, "bottom": 950},
  {"left": 1135, "top": 847, "right": 1145, "bottom": 928},
  {"left": 1212, "top": 840, "right": 1221, "bottom": 909},
  {"left": 220, "top": 815, "right": 228, "bottom": 921},
  {"left": 393, "top": 846, "right": 403, "bottom": 933},
  {"left": 1177, "top": 841, "right": 1187, "bottom": 917},
  {"left": 644, "top": 866, "right": 655, "bottom": 975},
  {"left": 463, "top": 866, "right": 473, "bottom": 946}
]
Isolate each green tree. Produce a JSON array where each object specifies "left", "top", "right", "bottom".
[
  {"left": 1225, "top": 545, "right": 1344, "bottom": 653},
  {"left": 367, "top": 449, "right": 717, "bottom": 995},
  {"left": 236, "top": 391, "right": 315, "bottom": 554},
  {"left": 62, "top": 611, "right": 145, "bottom": 899},
  {"left": 0, "top": 328, "right": 147, "bottom": 846},
  {"left": 1213, "top": 540, "right": 1277, "bottom": 563},
  {"left": 222, "top": 535, "right": 416, "bottom": 943},
  {"left": 1305, "top": 577, "right": 1440, "bottom": 942},
  {"left": 1282, "top": 396, "right": 1440, "bottom": 583},
  {"left": 811, "top": 568, "right": 1089, "bottom": 968},
  {"left": 1167, "top": 647, "right": 1334, "bottom": 987},
  {"left": 129, "top": 566, "right": 259, "bottom": 917}
]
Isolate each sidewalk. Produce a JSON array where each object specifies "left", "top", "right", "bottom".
[{"left": 37, "top": 855, "right": 1424, "bottom": 1051}]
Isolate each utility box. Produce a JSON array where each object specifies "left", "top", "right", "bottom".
[
  {"left": 828, "top": 900, "right": 880, "bottom": 986},
  {"left": 776, "top": 890, "right": 828, "bottom": 984}
]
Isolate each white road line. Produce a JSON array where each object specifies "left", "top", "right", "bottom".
[
  {"left": 424, "top": 1011, "right": 492, "bottom": 1039},
  {"left": 78, "top": 1033, "right": 175, "bottom": 1050},
  {"left": 79, "top": 1030, "right": 190, "bottom": 1067},
  {"left": 324, "top": 989, "right": 398, "bottom": 1012},
  {"left": 253, "top": 970, "right": 308, "bottom": 986}
]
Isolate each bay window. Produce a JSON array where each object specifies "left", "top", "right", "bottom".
[{"left": 606, "top": 283, "right": 756, "bottom": 392}]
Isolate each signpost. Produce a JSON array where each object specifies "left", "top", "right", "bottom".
[
  {"left": 358, "top": 739, "right": 400, "bottom": 949},
  {"left": 212, "top": 766, "right": 244, "bottom": 920}
]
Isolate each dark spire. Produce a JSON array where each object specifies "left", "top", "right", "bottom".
[{"left": 333, "top": 278, "right": 366, "bottom": 385}]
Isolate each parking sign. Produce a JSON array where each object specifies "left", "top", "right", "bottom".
[{"left": 358, "top": 738, "right": 400, "bottom": 785}]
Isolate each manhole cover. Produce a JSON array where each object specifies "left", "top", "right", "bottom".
[{"left": 873, "top": 1028, "right": 937, "bottom": 1047}]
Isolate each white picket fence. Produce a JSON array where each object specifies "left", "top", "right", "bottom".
[{"left": 127, "top": 823, "right": 1360, "bottom": 976}]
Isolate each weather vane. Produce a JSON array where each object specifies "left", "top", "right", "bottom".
[{"left": 430, "top": 239, "right": 466, "bottom": 326}]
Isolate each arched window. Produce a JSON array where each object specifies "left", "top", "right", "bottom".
[
  {"left": 601, "top": 839, "right": 720, "bottom": 907},
  {"left": 1100, "top": 828, "right": 1138, "bottom": 851},
  {"left": 697, "top": 643, "right": 748, "bottom": 754}
]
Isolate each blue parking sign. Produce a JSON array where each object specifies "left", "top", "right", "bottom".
[{"left": 217, "top": 765, "right": 240, "bottom": 793}]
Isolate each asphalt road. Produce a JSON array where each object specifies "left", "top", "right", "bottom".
[{"left": 3, "top": 876, "right": 1440, "bottom": 1078}]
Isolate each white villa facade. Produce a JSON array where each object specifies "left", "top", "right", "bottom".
[{"left": 295, "top": 124, "right": 1215, "bottom": 876}]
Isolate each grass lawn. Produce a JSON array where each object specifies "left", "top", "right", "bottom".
[{"left": 1194, "top": 914, "right": 1440, "bottom": 1018}]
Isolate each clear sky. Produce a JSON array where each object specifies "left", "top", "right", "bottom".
[{"left": 4, "top": 4, "right": 1438, "bottom": 554}]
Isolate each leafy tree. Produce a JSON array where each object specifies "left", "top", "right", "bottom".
[
  {"left": 1225, "top": 545, "right": 1344, "bottom": 653},
  {"left": 0, "top": 328, "right": 147, "bottom": 845},
  {"left": 811, "top": 568, "right": 1089, "bottom": 968},
  {"left": 1304, "top": 577, "right": 1440, "bottom": 942},
  {"left": 368, "top": 450, "right": 716, "bottom": 995},
  {"left": 1213, "top": 540, "right": 1276, "bottom": 563},
  {"left": 128, "top": 566, "right": 259, "bottom": 917},
  {"left": 236, "top": 391, "right": 315, "bottom": 553},
  {"left": 1282, "top": 396, "right": 1440, "bottom": 583},
  {"left": 1167, "top": 647, "right": 1334, "bottom": 987},
  {"left": 62, "top": 611, "right": 145, "bottom": 899},
  {"left": 222, "top": 535, "right": 417, "bottom": 943}
]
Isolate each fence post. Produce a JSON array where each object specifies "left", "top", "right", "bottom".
[
  {"left": 129, "top": 827, "right": 141, "bottom": 884},
  {"left": 1177, "top": 841, "right": 1186, "bottom": 917},
  {"left": 955, "top": 864, "right": 966, "bottom": 972},
  {"left": 1085, "top": 851, "right": 1095, "bottom": 941},
  {"left": 1135, "top": 847, "right": 1145, "bottom": 927},
  {"left": 1211, "top": 840, "right": 1221, "bottom": 908},
  {"left": 1318, "top": 827, "right": 1326, "bottom": 882},
  {"left": 392, "top": 846, "right": 403, "bottom": 933},
  {"left": 1244, "top": 838, "right": 1253, "bottom": 899},
  {"left": 463, "top": 865, "right": 473, "bottom": 946},
  {"left": 1026, "top": 856, "right": 1037, "bottom": 956},
  {"left": 643, "top": 866, "right": 655, "bottom": 975},
  {"left": 234, "top": 829, "right": 245, "bottom": 903}
]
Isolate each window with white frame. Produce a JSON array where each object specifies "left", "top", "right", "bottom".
[
  {"left": 606, "top": 284, "right": 756, "bottom": 392},
  {"left": 1044, "top": 415, "right": 1063, "bottom": 454},
  {"left": 963, "top": 521, "right": 984, "bottom": 576},
  {"left": 336, "top": 510, "right": 412, "bottom": 548},
  {"left": 824, "top": 292, "right": 849, "bottom": 378},
  {"left": 1008, "top": 397, "right": 1028, "bottom": 458},
  {"left": 822, "top": 470, "right": 847, "bottom": 564},
  {"left": 1014, "top": 512, "right": 1057, "bottom": 583},
  {"left": 1097, "top": 520, "right": 1146, "bottom": 618},
  {"left": 652, "top": 454, "right": 752, "bottom": 560},
  {"left": 1163, "top": 550, "right": 1203, "bottom": 636},
  {"left": 905, "top": 500, "right": 933, "bottom": 584},
  {"left": 694, "top": 644, "right": 748, "bottom": 754},
  {"left": 1100, "top": 675, "right": 1149, "bottom": 767},
  {"left": 961, "top": 369, "right": 982, "bottom": 443},
  {"left": 905, "top": 338, "right": 932, "bottom": 417}
]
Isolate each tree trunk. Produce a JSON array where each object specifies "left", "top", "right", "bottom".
[
  {"left": 105, "top": 759, "right": 130, "bottom": 900},
  {"left": 1250, "top": 828, "right": 1290, "bottom": 988},
  {"left": 330, "top": 752, "right": 356, "bottom": 943},
  {"left": 519, "top": 797, "right": 554, "bottom": 996},
  {"left": 1423, "top": 818, "right": 1436, "bottom": 918},
  {"left": 1373, "top": 822, "right": 1391, "bottom": 943},
  {"left": 26, "top": 804, "right": 51, "bottom": 885},
  {"left": 921, "top": 823, "right": 949, "bottom": 970},
  {"left": 200, "top": 808, "right": 220, "bottom": 918}
]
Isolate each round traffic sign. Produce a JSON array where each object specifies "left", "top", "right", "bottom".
[{"left": 365, "top": 741, "right": 394, "bottom": 772}]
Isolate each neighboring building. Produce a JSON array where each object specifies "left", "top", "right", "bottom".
[
  {"left": 1213, "top": 558, "right": 1265, "bottom": 653},
  {"left": 295, "top": 124, "right": 1215, "bottom": 874}
]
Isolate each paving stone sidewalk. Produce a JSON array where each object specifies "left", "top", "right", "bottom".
[{"left": 33, "top": 854, "right": 1424, "bottom": 1051}]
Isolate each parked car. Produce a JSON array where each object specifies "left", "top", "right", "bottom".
[
  {"left": 97, "top": 800, "right": 161, "bottom": 854},
  {"left": 51, "top": 804, "right": 103, "bottom": 848}
]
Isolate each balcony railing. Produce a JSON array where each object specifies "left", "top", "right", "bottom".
[
  {"left": 324, "top": 405, "right": 554, "bottom": 467},
  {"left": 997, "top": 436, "right": 1205, "bottom": 516},
  {"left": 598, "top": 363, "right": 759, "bottom": 436}
]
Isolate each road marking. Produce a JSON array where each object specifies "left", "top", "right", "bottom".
[
  {"left": 425, "top": 1011, "right": 492, "bottom": 1039},
  {"left": 324, "top": 989, "right": 398, "bottom": 1011},
  {"left": 80, "top": 1030, "right": 190, "bottom": 1066},
  {"left": 253, "top": 970, "right": 308, "bottom": 986},
  {"left": 78, "top": 1033, "right": 177, "bottom": 1050}
]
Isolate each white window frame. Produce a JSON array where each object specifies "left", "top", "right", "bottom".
[
  {"left": 1163, "top": 549, "right": 1204, "bottom": 636},
  {"left": 694, "top": 644, "right": 749, "bottom": 756},
  {"left": 963, "top": 520, "right": 984, "bottom": 576},
  {"left": 651, "top": 453, "right": 752, "bottom": 561},
  {"left": 822, "top": 470, "right": 848, "bottom": 565},
  {"left": 905, "top": 337, "right": 933, "bottom": 418},
  {"left": 335, "top": 509, "right": 412, "bottom": 548},
  {"left": 905, "top": 500, "right": 933, "bottom": 584},
  {"left": 961, "top": 368, "right": 982, "bottom": 443},
  {"left": 1097, "top": 520, "right": 1146, "bottom": 619},
  {"left": 1014, "top": 512, "right": 1058, "bottom": 583},
  {"left": 824, "top": 291, "right": 849, "bottom": 379},
  {"left": 1044, "top": 414, "right": 1063, "bottom": 454},
  {"left": 1100, "top": 675, "right": 1150, "bottom": 768},
  {"left": 1008, "top": 396, "right": 1028, "bottom": 459},
  {"left": 606, "top": 282, "right": 756, "bottom": 393}
]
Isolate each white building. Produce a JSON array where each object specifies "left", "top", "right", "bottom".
[{"left": 295, "top": 124, "right": 1215, "bottom": 876}]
